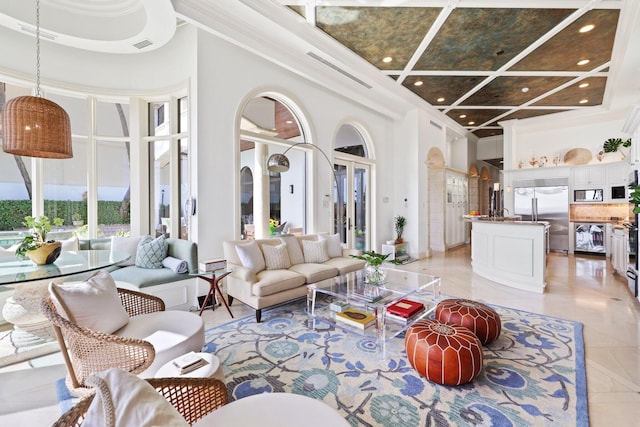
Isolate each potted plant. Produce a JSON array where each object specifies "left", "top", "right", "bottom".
[
  {"left": 72, "top": 212, "right": 84, "bottom": 226},
  {"left": 394, "top": 215, "right": 406, "bottom": 243},
  {"left": 351, "top": 250, "right": 396, "bottom": 284},
  {"left": 16, "top": 215, "right": 65, "bottom": 265},
  {"left": 603, "top": 137, "right": 632, "bottom": 160}
]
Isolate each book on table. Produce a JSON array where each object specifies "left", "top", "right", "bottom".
[
  {"left": 172, "top": 352, "right": 209, "bottom": 374},
  {"left": 386, "top": 299, "right": 425, "bottom": 318},
  {"left": 385, "top": 307, "right": 426, "bottom": 324},
  {"left": 335, "top": 308, "right": 376, "bottom": 330}
]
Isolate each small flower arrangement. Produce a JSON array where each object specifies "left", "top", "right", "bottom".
[
  {"left": 16, "top": 215, "right": 65, "bottom": 257},
  {"left": 269, "top": 218, "right": 279, "bottom": 235}
]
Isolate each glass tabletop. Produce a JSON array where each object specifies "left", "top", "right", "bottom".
[{"left": 0, "top": 250, "right": 130, "bottom": 285}]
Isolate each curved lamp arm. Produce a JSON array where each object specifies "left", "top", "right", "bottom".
[{"left": 266, "top": 143, "right": 344, "bottom": 241}]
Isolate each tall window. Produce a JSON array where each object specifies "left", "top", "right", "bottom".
[{"left": 148, "top": 96, "right": 189, "bottom": 239}]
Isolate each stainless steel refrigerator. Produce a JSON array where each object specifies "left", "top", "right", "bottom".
[{"left": 513, "top": 178, "right": 570, "bottom": 252}]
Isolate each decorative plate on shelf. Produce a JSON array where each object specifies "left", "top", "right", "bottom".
[{"left": 563, "top": 148, "right": 592, "bottom": 165}]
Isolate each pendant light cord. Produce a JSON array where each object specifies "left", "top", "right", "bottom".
[{"left": 35, "top": 0, "right": 41, "bottom": 97}]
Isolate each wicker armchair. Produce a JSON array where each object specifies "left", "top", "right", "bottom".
[
  {"left": 52, "top": 377, "right": 229, "bottom": 427},
  {"left": 41, "top": 288, "right": 168, "bottom": 397}
]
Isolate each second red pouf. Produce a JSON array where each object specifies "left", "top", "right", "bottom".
[{"left": 435, "top": 298, "right": 502, "bottom": 345}]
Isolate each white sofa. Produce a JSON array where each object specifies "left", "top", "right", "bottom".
[{"left": 223, "top": 234, "right": 366, "bottom": 322}]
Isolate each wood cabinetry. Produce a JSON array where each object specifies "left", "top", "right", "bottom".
[{"left": 429, "top": 168, "right": 469, "bottom": 251}]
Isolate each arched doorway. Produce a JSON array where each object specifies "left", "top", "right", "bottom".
[{"left": 334, "top": 124, "right": 373, "bottom": 251}]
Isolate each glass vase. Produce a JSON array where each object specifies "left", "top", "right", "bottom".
[{"left": 365, "top": 264, "right": 386, "bottom": 285}]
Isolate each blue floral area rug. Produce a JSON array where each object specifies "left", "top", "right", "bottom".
[{"left": 204, "top": 298, "right": 588, "bottom": 427}]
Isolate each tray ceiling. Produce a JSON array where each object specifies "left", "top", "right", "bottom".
[{"left": 284, "top": 2, "right": 623, "bottom": 138}]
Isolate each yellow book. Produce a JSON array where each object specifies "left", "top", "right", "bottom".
[{"left": 335, "top": 308, "right": 376, "bottom": 330}]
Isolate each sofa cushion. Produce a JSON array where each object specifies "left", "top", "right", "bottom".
[
  {"left": 289, "top": 263, "right": 339, "bottom": 283},
  {"left": 235, "top": 240, "right": 266, "bottom": 272},
  {"left": 302, "top": 240, "right": 329, "bottom": 263},
  {"left": 279, "top": 235, "right": 304, "bottom": 265},
  {"left": 262, "top": 243, "right": 291, "bottom": 270},
  {"left": 49, "top": 270, "right": 129, "bottom": 334},
  {"left": 60, "top": 236, "right": 80, "bottom": 251},
  {"left": 112, "top": 236, "right": 144, "bottom": 266},
  {"left": 136, "top": 235, "right": 168, "bottom": 269},
  {"left": 323, "top": 257, "right": 366, "bottom": 275},
  {"left": 251, "top": 269, "right": 306, "bottom": 297},
  {"left": 318, "top": 233, "right": 342, "bottom": 258},
  {"left": 166, "top": 238, "right": 198, "bottom": 274}
]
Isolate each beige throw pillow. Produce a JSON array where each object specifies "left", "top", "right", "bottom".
[
  {"left": 84, "top": 368, "right": 188, "bottom": 427},
  {"left": 279, "top": 235, "right": 304, "bottom": 265},
  {"left": 318, "top": 233, "right": 342, "bottom": 258},
  {"left": 262, "top": 243, "right": 292, "bottom": 270},
  {"left": 60, "top": 236, "right": 79, "bottom": 251},
  {"left": 235, "top": 240, "right": 266, "bottom": 272},
  {"left": 302, "top": 239, "right": 329, "bottom": 263},
  {"left": 49, "top": 270, "right": 129, "bottom": 334},
  {"left": 111, "top": 236, "right": 144, "bottom": 266}
]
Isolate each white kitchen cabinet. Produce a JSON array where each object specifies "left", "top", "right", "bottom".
[
  {"left": 606, "top": 163, "right": 631, "bottom": 186},
  {"left": 572, "top": 165, "right": 606, "bottom": 188},
  {"left": 429, "top": 168, "right": 469, "bottom": 251},
  {"left": 610, "top": 227, "right": 628, "bottom": 275}
]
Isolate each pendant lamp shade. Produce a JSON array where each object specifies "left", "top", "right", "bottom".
[
  {"left": 267, "top": 153, "right": 290, "bottom": 173},
  {"left": 2, "top": 95, "right": 72, "bottom": 159}
]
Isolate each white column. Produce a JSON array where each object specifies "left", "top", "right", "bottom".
[{"left": 253, "top": 142, "right": 269, "bottom": 239}]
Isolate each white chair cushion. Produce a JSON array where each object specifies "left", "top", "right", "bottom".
[
  {"left": 111, "top": 236, "right": 143, "bottom": 266},
  {"left": 302, "top": 239, "right": 329, "bottom": 263},
  {"left": 49, "top": 270, "right": 129, "bottom": 334},
  {"left": 84, "top": 368, "right": 188, "bottom": 427},
  {"left": 235, "top": 241, "right": 266, "bottom": 272},
  {"left": 262, "top": 243, "right": 291, "bottom": 270},
  {"left": 60, "top": 236, "right": 79, "bottom": 251},
  {"left": 279, "top": 235, "right": 304, "bottom": 265},
  {"left": 114, "top": 310, "right": 205, "bottom": 377},
  {"left": 318, "top": 233, "right": 342, "bottom": 258}
]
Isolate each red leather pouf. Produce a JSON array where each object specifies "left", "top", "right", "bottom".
[
  {"left": 405, "top": 319, "right": 483, "bottom": 385},
  {"left": 436, "top": 298, "right": 502, "bottom": 345}
]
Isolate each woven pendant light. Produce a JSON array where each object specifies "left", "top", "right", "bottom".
[{"left": 1, "top": 0, "right": 72, "bottom": 159}]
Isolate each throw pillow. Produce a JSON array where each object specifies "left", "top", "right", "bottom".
[
  {"left": 262, "top": 243, "right": 291, "bottom": 270},
  {"left": 60, "top": 236, "right": 79, "bottom": 251},
  {"left": 302, "top": 239, "right": 329, "bottom": 263},
  {"left": 0, "top": 246, "right": 14, "bottom": 257},
  {"left": 318, "top": 233, "right": 342, "bottom": 258},
  {"left": 235, "top": 240, "right": 266, "bottom": 272},
  {"left": 111, "top": 236, "right": 144, "bottom": 266},
  {"left": 279, "top": 235, "right": 304, "bottom": 265},
  {"left": 135, "top": 235, "right": 168, "bottom": 269},
  {"left": 49, "top": 270, "right": 129, "bottom": 334},
  {"left": 84, "top": 368, "right": 188, "bottom": 427}
]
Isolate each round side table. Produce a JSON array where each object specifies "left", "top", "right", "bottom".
[{"left": 155, "top": 352, "right": 225, "bottom": 383}]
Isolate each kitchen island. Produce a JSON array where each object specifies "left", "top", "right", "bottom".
[{"left": 470, "top": 219, "right": 550, "bottom": 293}]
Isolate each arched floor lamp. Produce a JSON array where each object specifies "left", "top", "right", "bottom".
[{"left": 267, "top": 143, "right": 344, "bottom": 241}]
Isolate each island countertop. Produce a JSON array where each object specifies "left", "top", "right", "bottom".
[{"left": 470, "top": 220, "right": 547, "bottom": 293}]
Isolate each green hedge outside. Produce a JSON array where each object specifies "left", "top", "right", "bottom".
[{"left": 0, "top": 200, "right": 130, "bottom": 231}]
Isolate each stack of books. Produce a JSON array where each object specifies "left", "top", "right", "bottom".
[
  {"left": 335, "top": 308, "right": 376, "bottom": 330},
  {"left": 386, "top": 299, "right": 425, "bottom": 323},
  {"left": 172, "top": 352, "right": 209, "bottom": 374},
  {"left": 198, "top": 258, "right": 227, "bottom": 273}
]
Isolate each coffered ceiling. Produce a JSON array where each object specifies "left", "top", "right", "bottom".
[{"left": 282, "top": 1, "right": 626, "bottom": 138}]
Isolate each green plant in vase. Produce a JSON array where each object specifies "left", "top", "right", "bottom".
[
  {"left": 630, "top": 184, "right": 640, "bottom": 214},
  {"left": 394, "top": 215, "right": 406, "bottom": 243},
  {"left": 603, "top": 137, "right": 632, "bottom": 160},
  {"left": 16, "top": 215, "right": 65, "bottom": 264},
  {"left": 351, "top": 250, "right": 401, "bottom": 284}
]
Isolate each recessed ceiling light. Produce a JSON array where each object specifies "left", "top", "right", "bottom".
[
  {"left": 414, "top": 80, "right": 423, "bottom": 86},
  {"left": 577, "top": 59, "right": 590, "bottom": 66},
  {"left": 436, "top": 97, "right": 445, "bottom": 103},
  {"left": 579, "top": 83, "right": 589, "bottom": 88},
  {"left": 468, "top": 121, "right": 475, "bottom": 125},
  {"left": 579, "top": 99, "right": 589, "bottom": 104},
  {"left": 521, "top": 87, "right": 529, "bottom": 93},
  {"left": 382, "top": 56, "right": 393, "bottom": 63},
  {"left": 580, "top": 24, "right": 595, "bottom": 33},
  {"left": 459, "top": 114, "right": 467, "bottom": 119}
]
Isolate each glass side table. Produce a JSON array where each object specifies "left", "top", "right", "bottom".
[{"left": 192, "top": 270, "right": 233, "bottom": 317}]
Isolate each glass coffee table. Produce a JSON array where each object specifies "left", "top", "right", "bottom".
[{"left": 307, "top": 267, "right": 441, "bottom": 359}]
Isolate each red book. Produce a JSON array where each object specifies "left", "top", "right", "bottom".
[{"left": 386, "top": 299, "right": 425, "bottom": 318}]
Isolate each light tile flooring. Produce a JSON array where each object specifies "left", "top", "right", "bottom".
[{"left": 1, "top": 246, "right": 639, "bottom": 426}]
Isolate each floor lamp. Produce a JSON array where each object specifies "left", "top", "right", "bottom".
[{"left": 266, "top": 143, "right": 344, "bottom": 241}]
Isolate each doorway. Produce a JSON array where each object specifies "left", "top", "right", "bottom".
[{"left": 334, "top": 161, "right": 370, "bottom": 251}]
